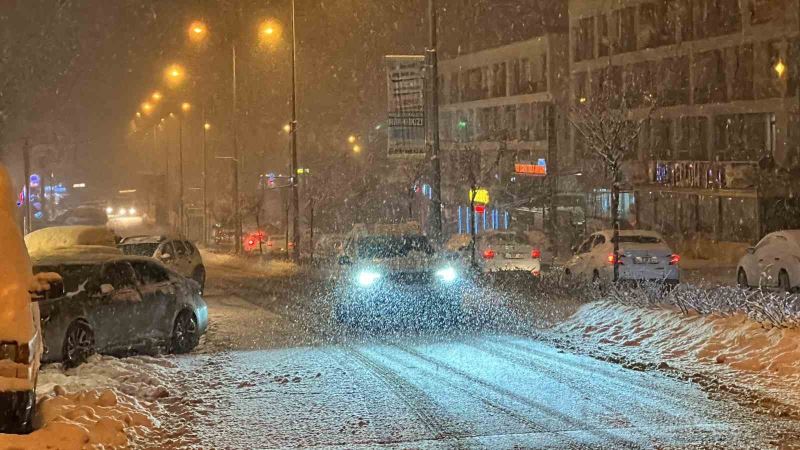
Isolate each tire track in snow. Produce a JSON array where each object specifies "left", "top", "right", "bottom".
[
  {"left": 385, "top": 342, "right": 640, "bottom": 448},
  {"left": 465, "top": 339, "right": 695, "bottom": 425},
  {"left": 338, "top": 346, "right": 472, "bottom": 446}
]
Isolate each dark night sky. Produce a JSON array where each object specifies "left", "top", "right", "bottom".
[{"left": 0, "top": 0, "right": 564, "bottom": 193}]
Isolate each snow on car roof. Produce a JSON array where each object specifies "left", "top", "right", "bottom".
[
  {"left": 30, "top": 246, "right": 135, "bottom": 266},
  {"left": 596, "top": 229, "right": 664, "bottom": 239},
  {"left": 771, "top": 230, "right": 800, "bottom": 244},
  {"left": 118, "top": 235, "right": 169, "bottom": 244}
]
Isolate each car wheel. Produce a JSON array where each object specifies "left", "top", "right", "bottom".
[
  {"left": 737, "top": 268, "right": 749, "bottom": 289},
  {"left": 779, "top": 270, "right": 792, "bottom": 293},
  {"left": 63, "top": 320, "right": 95, "bottom": 368},
  {"left": 192, "top": 266, "right": 206, "bottom": 292},
  {"left": 171, "top": 311, "right": 199, "bottom": 354}
]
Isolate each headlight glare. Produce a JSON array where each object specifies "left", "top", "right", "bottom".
[
  {"left": 357, "top": 270, "right": 381, "bottom": 287},
  {"left": 436, "top": 266, "right": 458, "bottom": 283}
]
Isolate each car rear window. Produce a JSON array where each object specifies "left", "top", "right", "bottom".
[
  {"left": 119, "top": 243, "right": 160, "bottom": 256},
  {"left": 612, "top": 235, "right": 662, "bottom": 244},
  {"left": 357, "top": 235, "right": 434, "bottom": 258},
  {"left": 34, "top": 264, "right": 97, "bottom": 294}
]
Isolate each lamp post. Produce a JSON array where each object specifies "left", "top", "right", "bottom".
[
  {"left": 288, "top": 0, "right": 301, "bottom": 262},
  {"left": 427, "top": 0, "right": 443, "bottom": 242},
  {"left": 203, "top": 120, "right": 211, "bottom": 245},
  {"left": 178, "top": 102, "right": 191, "bottom": 236}
]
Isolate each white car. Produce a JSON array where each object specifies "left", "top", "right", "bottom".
[
  {"left": 456, "top": 232, "right": 541, "bottom": 276},
  {"left": 737, "top": 230, "right": 800, "bottom": 291},
  {"left": 118, "top": 235, "right": 205, "bottom": 291},
  {"left": 565, "top": 229, "right": 680, "bottom": 285},
  {"left": 0, "top": 165, "right": 43, "bottom": 434}
]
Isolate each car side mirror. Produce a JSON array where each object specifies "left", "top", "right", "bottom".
[
  {"left": 100, "top": 283, "right": 115, "bottom": 295},
  {"left": 746, "top": 247, "right": 755, "bottom": 255},
  {"left": 160, "top": 253, "right": 173, "bottom": 261},
  {"left": 338, "top": 255, "right": 352, "bottom": 266}
]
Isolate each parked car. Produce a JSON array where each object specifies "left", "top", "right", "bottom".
[
  {"left": 0, "top": 166, "right": 42, "bottom": 434},
  {"left": 737, "top": 230, "right": 800, "bottom": 291},
  {"left": 31, "top": 251, "right": 208, "bottom": 366},
  {"left": 51, "top": 206, "right": 109, "bottom": 227},
  {"left": 564, "top": 229, "right": 680, "bottom": 285},
  {"left": 118, "top": 235, "right": 205, "bottom": 291},
  {"left": 446, "top": 232, "right": 542, "bottom": 277},
  {"left": 334, "top": 225, "right": 468, "bottom": 324}
]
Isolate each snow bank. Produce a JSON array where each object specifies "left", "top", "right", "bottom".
[
  {"left": 0, "top": 354, "right": 184, "bottom": 449},
  {"left": 557, "top": 301, "right": 800, "bottom": 407},
  {"left": 25, "top": 226, "right": 117, "bottom": 258}
]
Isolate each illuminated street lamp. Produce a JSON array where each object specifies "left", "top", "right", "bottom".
[
  {"left": 259, "top": 20, "right": 282, "bottom": 45},
  {"left": 204, "top": 122, "right": 211, "bottom": 131},
  {"left": 352, "top": 144, "right": 362, "bottom": 153},
  {"left": 347, "top": 135, "right": 357, "bottom": 144},
  {"left": 135, "top": 112, "right": 142, "bottom": 118},
  {"left": 165, "top": 64, "right": 186, "bottom": 87},
  {"left": 151, "top": 91, "right": 163, "bottom": 102},
  {"left": 181, "top": 102, "right": 192, "bottom": 113},
  {"left": 141, "top": 102, "right": 153, "bottom": 115},
  {"left": 774, "top": 59, "right": 787, "bottom": 78},
  {"left": 189, "top": 20, "right": 207, "bottom": 43},
  {"left": 283, "top": 123, "right": 291, "bottom": 134}
]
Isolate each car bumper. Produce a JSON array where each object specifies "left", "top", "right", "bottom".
[
  {"left": 483, "top": 260, "right": 541, "bottom": 276},
  {"left": 602, "top": 266, "right": 680, "bottom": 283},
  {"left": 338, "top": 281, "right": 466, "bottom": 308}
]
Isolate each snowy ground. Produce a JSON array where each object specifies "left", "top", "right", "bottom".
[{"left": 4, "top": 253, "right": 800, "bottom": 448}]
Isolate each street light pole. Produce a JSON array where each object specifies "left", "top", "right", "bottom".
[
  {"left": 289, "top": 0, "right": 300, "bottom": 262},
  {"left": 428, "top": 0, "right": 443, "bottom": 242},
  {"left": 178, "top": 113, "right": 185, "bottom": 235},
  {"left": 232, "top": 43, "right": 242, "bottom": 254},
  {"left": 202, "top": 115, "right": 209, "bottom": 246}
]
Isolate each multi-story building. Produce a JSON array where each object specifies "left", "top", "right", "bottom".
[
  {"left": 568, "top": 0, "right": 800, "bottom": 246},
  {"left": 436, "top": 34, "right": 573, "bottom": 236}
]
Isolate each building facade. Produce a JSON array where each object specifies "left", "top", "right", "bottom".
[
  {"left": 568, "top": 0, "right": 800, "bottom": 245},
  {"left": 436, "top": 34, "right": 572, "bottom": 236}
]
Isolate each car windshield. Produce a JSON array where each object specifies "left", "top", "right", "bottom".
[
  {"left": 119, "top": 243, "right": 160, "bottom": 257},
  {"left": 612, "top": 235, "right": 662, "bottom": 244},
  {"left": 357, "top": 235, "right": 434, "bottom": 258}
]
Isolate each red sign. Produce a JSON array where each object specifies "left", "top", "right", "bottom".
[
  {"left": 474, "top": 204, "right": 486, "bottom": 214},
  {"left": 515, "top": 163, "right": 547, "bottom": 176}
]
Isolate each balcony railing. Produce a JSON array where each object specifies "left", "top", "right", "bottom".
[{"left": 649, "top": 160, "right": 758, "bottom": 190}]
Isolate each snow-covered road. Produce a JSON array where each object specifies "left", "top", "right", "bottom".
[{"left": 133, "top": 258, "right": 800, "bottom": 449}]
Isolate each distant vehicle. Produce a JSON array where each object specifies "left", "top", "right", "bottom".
[
  {"left": 51, "top": 206, "right": 109, "bottom": 227},
  {"left": 333, "top": 224, "right": 467, "bottom": 325},
  {"left": 31, "top": 251, "right": 208, "bottom": 366},
  {"left": 104, "top": 205, "right": 139, "bottom": 218},
  {"left": 737, "top": 230, "right": 800, "bottom": 291},
  {"left": 118, "top": 236, "right": 205, "bottom": 291},
  {"left": 446, "top": 231, "right": 542, "bottom": 277},
  {"left": 243, "top": 231, "right": 290, "bottom": 256},
  {"left": 565, "top": 229, "right": 680, "bottom": 286}
]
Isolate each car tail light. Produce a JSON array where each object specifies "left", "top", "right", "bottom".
[
  {"left": 607, "top": 253, "right": 624, "bottom": 265},
  {"left": 531, "top": 248, "right": 541, "bottom": 259},
  {"left": 483, "top": 249, "right": 495, "bottom": 259},
  {"left": 670, "top": 254, "right": 681, "bottom": 265},
  {"left": 247, "top": 239, "right": 255, "bottom": 246}
]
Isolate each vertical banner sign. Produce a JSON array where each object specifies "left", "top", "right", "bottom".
[{"left": 385, "top": 55, "right": 426, "bottom": 158}]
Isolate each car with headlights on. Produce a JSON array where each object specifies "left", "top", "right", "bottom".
[{"left": 333, "top": 230, "right": 467, "bottom": 325}]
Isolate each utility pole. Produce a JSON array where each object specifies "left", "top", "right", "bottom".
[
  {"left": 232, "top": 43, "right": 242, "bottom": 254},
  {"left": 427, "top": 0, "right": 443, "bottom": 242},
  {"left": 289, "top": 0, "right": 300, "bottom": 262},
  {"left": 202, "top": 107, "right": 209, "bottom": 246},
  {"left": 178, "top": 113, "right": 185, "bottom": 236},
  {"left": 22, "top": 139, "right": 31, "bottom": 234}
]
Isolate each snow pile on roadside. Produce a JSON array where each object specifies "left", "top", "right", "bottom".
[
  {"left": 0, "top": 354, "right": 185, "bottom": 449},
  {"left": 25, "top": 226, "right": 117, "bottom": 258},
  {"left": 202, "top": 250, "right": 298, "bottom": 277},
  {"left": 557, "top": 301, "right": 800, "bottom": 406}
]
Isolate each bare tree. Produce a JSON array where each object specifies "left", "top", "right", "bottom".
[{"left": 569, "top": 84, "right": 654, "bottom": 282}]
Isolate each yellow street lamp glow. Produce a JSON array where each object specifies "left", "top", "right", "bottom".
[
  {"left": 165, "top": 64, "right": 186, "bottom": 87},
  {"left": 774, "top": 59, "right": 787, "bottom": 78},
  {"left": 259, "top": 20, "right": 282, "bottom": 45},
  {"left": 189, "top": 21, "right": 207, "bottom": 40},
  {"left": 135, "top": 112, "right": 142, "bottom": 118},
  {"left": 181, "top": 102, "right": 192, "bottom": 113},
  {"left": 352, "top": 145, "right": 362, "bottom": 153},
  {"left": 283, "top": 123, "right": 291, "bottom": 133},
  {"left": 151, "top": 91, "right": 163, "bottom": 102},
  {"left": 204, "top": 123, "right": 211, "bottom": 131},
  {"left": 141, "top": 102, "right": 153, "bottom": 115},
  {"left": 348, "top": 135, "right": 357, "bottom": 144},
  {"left": 579, "top": 97, "right": 587, "bottom": 104}
]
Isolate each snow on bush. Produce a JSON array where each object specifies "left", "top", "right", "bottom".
[{"left": 25, "top": 226, "right": 117, "bottom": 258}]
